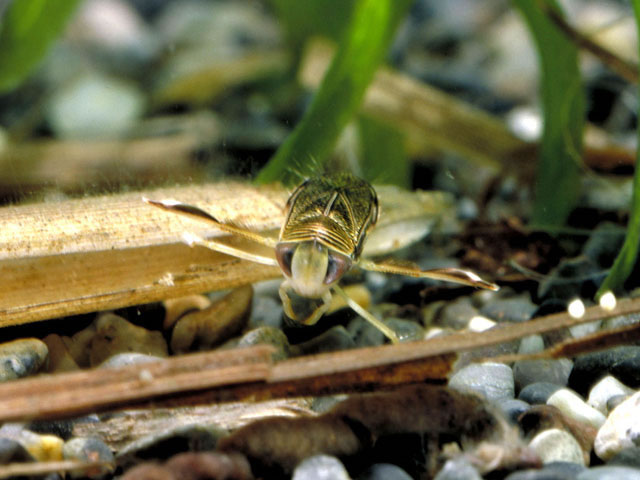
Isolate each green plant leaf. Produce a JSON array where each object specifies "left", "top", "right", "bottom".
[
  {"left": 512, "top": 0, "right": 585, "bottom": 227},
  {"left": 596, "top": 0, "right": 640, "bottom": 296},
  {"left": 358, "top": 115, "right": 409, "bottom": 188},
  {"left": 269, "top": 0, "right": 357, "bottom": 52},
  {"left": 0, "top": 0, "right": 82, "bottom": 93},
  {"left": 256, "top": 0, "right": 413, "bottom": 186}
]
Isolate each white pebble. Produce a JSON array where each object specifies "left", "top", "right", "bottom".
[
  {"left": 594, "top": 391, "right": 640, "bottom": 461},
  {"left": 529, "top": 428, "right": 585, "bottom": 465},
  {"left": 587, "top": 375, "right": 634, "bottom": 415},
  {"left": 547, "top": 388, "right": 607, "bottom": 429},
  {"left": 468, "top": 316, "right": 496, "bottom": 332}
]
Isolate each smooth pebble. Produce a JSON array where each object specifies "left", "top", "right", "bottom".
[
  {"left": 63, "top": 437, "right": 114, "bottom": 478},
  {"left": 587, "top": 375, "right": 634, "bottom": 414},
  {"left": 358, "top": 463, "right": 413, "bottom": 480},
  {"left": 449, "top": 362, "right": 514, "bottom": 401},
  {"left": 0, "top": 338, "right": 49, "bottom": 381},
  {"left": 433, "top": 456, "right": 482, "bottom": 480},
  {"left": 90, "top": 313, "right": 168, "bottom": 366},
  {"left": 518, "top": 382, "right": 563, "bottom": 405},
  {"left": 547, "top": 389, "right": 607, "bottom": 429},
  {"left": 292, "top": 454, "right": 350, "bottom": 480},
  {"left": 594, "top": 391, "right": 640, "bottom": 461},
  {"left": 528, "top": 428, "right": 585, "bottom": 465},
  {"left": 576, "top": 465, "right": 640, "bottom": 479}
]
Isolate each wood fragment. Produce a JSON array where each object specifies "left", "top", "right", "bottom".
[
  {"left": 299, "top": 39, "right": 635, "bottom": 174},
  {"left": 0, "top": 297, "right": 639, "bottom": 422},
  {"left": 0, "top": 182, "right": 449, "bottom": 327},
  {"left": 0, "top": 460, "right": 112, "bottom": 479}
]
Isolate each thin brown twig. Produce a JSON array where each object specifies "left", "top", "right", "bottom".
[
  {"left": 0, "top": 297, "right": 639, "bottom": 422},
  {"left": 540, "top": 0, "right": 638, "bottom": 83}
]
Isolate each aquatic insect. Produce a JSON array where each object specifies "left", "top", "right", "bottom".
[{"left": 145, "top": 173, "right": 498, "bottom": 343}]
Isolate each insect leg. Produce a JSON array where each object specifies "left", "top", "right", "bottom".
[
  {"left": 144, "top": 198, "right": 277, "bottom": 248},
  {"left": 332, "top": 285, "right": 400, "bottom": 344},
  {"left": 181, "top": 232, "right": 279, "bottom": 267},
  {"left": 358, "top": 258, "right": 499, "bottom": 291}
]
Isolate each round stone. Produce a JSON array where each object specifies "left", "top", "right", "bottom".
[
  {"left": 89, "top": 313, "right": 168, "bottom": 366},
  {"left": 518, "top": 382, "right": 563, "bottom": 405},
  {"left": 292, "top": 455, "right": 350, "bottom": 480},
  {"left": 608, "top": 446, "right": 640, "bottom": 468},
  {"left": 433, "top": 457, "right": 482, "bottom": 480},
  {"left": 514, "top": 359, "right": 573, "bottom": 391},
  {"left": 63, "top": 437, "right": 115, "bottom": 478},
  {"left": 0, "top": 338, "right": 49, "bottom": 382},
  {"left": 547, "top": 389, "right": 607, "bottom": 429},
  {"left": 594, "top": 391, "right": 640, "bottom": 461},
  {"left": 569, "top": 346, "right": 640, "bottom": 396},
  {"left": 587, "top": 375, "right": 635, "bottom": 415},
  {"left": 576, "top": 466, "right": 640, "bottom": 480},
  {"left": 480, "top": 295, "right": 536, "bottom": 323},
  {"left": 528, "top": 428, "right": 585, "bottom": 465},
  {"left": 238, "top": 326, "right": 291, "bottom": 361},
  {"left": 495, "top": 398, "right": 530, "bottom": 424},
  {"left": 448, "top": 362, "right": 514, "bottom": 401},
  {"left": 358, "top": 463, "right": 413, "bottom": 480}
]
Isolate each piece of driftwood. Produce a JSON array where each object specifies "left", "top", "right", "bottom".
[
  {"left": 0, "top": 460, "right": 112, "bottom": 480},
  {"left": 0, "top": 182, "right": 451, "bottom": 327},
  {"left": 299, "top": 39, "right": 635, "bottom": 173},
  {"left": 0, "top": 296, "right": 638, "bottom": 422},
  {"left": 0, "top": 182, "right": 286, "bottom": 327}
]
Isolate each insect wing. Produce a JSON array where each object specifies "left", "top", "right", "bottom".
[{"left": 280, "top": 174, "right": 378, "bottom": 259}]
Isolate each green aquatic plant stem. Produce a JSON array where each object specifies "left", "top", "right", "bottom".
[
  {"left": 513, "top": 0, "right": 585, "bottom": 228},
  {"left": 0, "top": 0, "right": 82, "bottom": 93},
  {"left": 596, "top": 0, "right": 640, "bottom": 297},
  {"left": 257, "top": 0, "right": 412, "bottom": 186}
]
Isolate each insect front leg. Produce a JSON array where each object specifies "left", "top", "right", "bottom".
[
  {"left": 332, "top": 285, "right": 400, "bottom": 344},
  {"left": 279, "top": 280, "right": 332, "bottom": 326}
]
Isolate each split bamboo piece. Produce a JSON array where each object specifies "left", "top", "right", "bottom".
[{"left": 0, "top": 181, "right": 451, "bottom": 327}]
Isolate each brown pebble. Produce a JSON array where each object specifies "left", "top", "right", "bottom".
[
  {"left": 121, "top": 463, "right": 175, "bottom": 480},
  {"left": 163, "top": 295, "right": 212, "bottom": 330},
  {"left": 171, "top": 286, "right": 253, "bottom": 353},
  {"left": 166, "top": 452, "right": 253, "bottom": 480}
]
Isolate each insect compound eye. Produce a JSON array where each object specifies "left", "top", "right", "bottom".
[
  {"left": 323, "top": 252, "right": 352, "bottom": 285},
  {"left": 275, "top": 243, "right": 296, "bottom": 277}
]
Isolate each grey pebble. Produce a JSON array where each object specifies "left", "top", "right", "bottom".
[
  {"left": 480, "top": 295, "right": 536, "bottom": 323},
  {"left": 46, "top": 73, "right": 145, "bottom": 139},
  {"left": 248, "top": 295, "right": 283, "bottom": 329},
  {"left": 504, "top": 461, "right": 586, "bottom": 479},
  {"left": 237, "top": 326, "right": 291, "bottom": 361},
  {"left": 495, "top": 398, "right": 530, "bottom": 424},
  {"left": 0, "top": 338, "right": 49, "bottom": 382},
  {"left": 433, "top": 457, "right": 482, "bottom": 480},
  {"left": 385, "top": 318, "right": 424, "bottom": 342},
  {"left": 608, "top": 446, "right": 640, "bottom": 468},
  {"left": 606, "top": 394, "right": 629, "bottom": 412},
  {"left": 98, "top": 352, "right": 164, "bottom": 369},
  {"left": 513, "top": 358, "right": 573, "bottom": 391},
  {"left": 576, "top": 466, "right": 640, "bottom": 480},
  {"left": 296, "top": 326, "right": 355, "bottom": 355},
  {"left": 437, "top": 297, "right": 479, "bottom": 329},
  {"left": 63, "top": 437, "right": 114, "bottom": 479},
  {"left": 292, "top": 454, "right": 350, "bottom": 480},
  {"left": 448, "top": 362, "right": 514, "bottom": 401},
  {"left": 518, "top": 382, "right": 563, "bottom": 405},
  {"left": 358, "top": 463, "right": 413, "bottom": 480},
  {"left": 0, "top": 437, "right": 34, "bottom": 463},
  {"left": 348, "top": 317, "right": 385, "bottom": 347}
]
